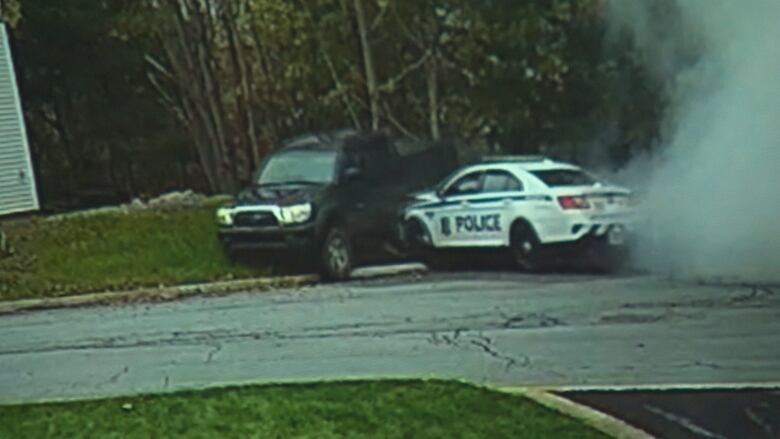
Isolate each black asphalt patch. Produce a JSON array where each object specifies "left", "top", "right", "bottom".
[{"left": 563, "top": 389, "right": 780, "bottom": 439}]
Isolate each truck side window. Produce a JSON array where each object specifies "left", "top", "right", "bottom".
[
  {"left": 482, "top": 171, "right": 523, "bottom": 192},
  {"left": 445, "top": 172, "right": 483, "bottom": 196}
]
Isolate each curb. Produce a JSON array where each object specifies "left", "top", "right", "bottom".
[
  {"left": 0, "top": 263, "right": 430, "bottom": 316},
  {"left": 350, "top": 262, "right": 428, "bottom": 279},
  {"left": 499, "top": 387, "right": 656, "bottom": 439},
  {"left": 0, "top": 275, "right": 317, "bottom": 316}
]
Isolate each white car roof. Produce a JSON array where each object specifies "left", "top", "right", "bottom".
[
  {"left": 467, "top": 157, "right": 583, "bottom": 174},
  {"left": 445, "top": 158, "right": 588, "bottom": 192}
]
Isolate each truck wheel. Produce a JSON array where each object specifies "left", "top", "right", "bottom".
[
  {"left": 320, "top": 227, "right": 353, "bottom": 281},
  {"left": 510, "top": 221, "right": 542, "bottom": 272}
]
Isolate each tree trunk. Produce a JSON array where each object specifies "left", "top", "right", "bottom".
[
  {"left": 353, "top": 0, "right": 379, "bottom": 131},
  {"left": 249, "top": 23, "right": 281, "bottom": 149},
  {"left": 161, "top": 0, "right": 237, "bottom": 194},
  {"left": 299, "top": 0, "right": 362, "bottom": 130},
  {"left": 223, "top": 2, "right": 261, "bottom": 178},
  {"left": 161, "top": 27, "right": 220, "bottom": 192},
  {"left": 188, "top": 2, "right": 234, "bottom": 192},
  {"left": 426, "top": 57, "right": 440, "bottom": 140}
]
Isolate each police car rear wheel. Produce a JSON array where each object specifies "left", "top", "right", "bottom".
[
  {"left": 511, "top": 221, "right": 541, "bottom": 271},
  {"left": 321, "top": 227, "right": 353, "bottom": 281}
]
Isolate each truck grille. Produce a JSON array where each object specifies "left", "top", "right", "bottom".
[{"left": 233, "top": 212, "right": 278, "bottom": 227}]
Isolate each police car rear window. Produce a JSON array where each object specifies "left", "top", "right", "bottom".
[{"left": 531, "top": 169, "right": 597, "bottom": 187}]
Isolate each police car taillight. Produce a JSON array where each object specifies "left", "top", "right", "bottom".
[{"left": 558, "top": 196, "right": 590, "bottom": 210}]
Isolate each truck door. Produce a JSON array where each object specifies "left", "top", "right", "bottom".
[{"left": 337, "top": 141, "right": 394, "bottom": 259}]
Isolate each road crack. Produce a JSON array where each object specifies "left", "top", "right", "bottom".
[
  {"left": 501, "top": 313, "right": 564, "bottom": 329},
  {"left": 205, "top": 344, "right": 222, "bottom": 363},
  {"left": 731, "top": 285, "right": 776, "bottom": 304},
  {"left": 687, "top": 360, "right": 721, "bottom": 370},
  {"left": 108, "top": 366, "right": 129, "bottom": 384},
  {"left": 427, "top": 330, "right": 529, "bottom": 371}
]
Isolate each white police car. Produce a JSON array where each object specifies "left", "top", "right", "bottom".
[{"left": 399, "top": 156, "right": 635, "bottom": 270}]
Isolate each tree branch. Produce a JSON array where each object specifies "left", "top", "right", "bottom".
[
  {"left": 377, "top": 49, "right": 432, "bottom": 93},
  {"left": 382, "top": 101, "right": 420, "bottom": 140},
  {"left": 370, "top": 1, "right": 388, "bottom": 32}
]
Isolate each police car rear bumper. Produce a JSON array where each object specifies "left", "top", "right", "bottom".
[
  {"left": 567, "top": 223, "right": 633, "bottom": 248},
  {"left": 218, "top": 224, "right": 315, "bottom": 253}
]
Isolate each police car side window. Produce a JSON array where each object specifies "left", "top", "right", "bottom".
[
  {"left": 482, "top": 171, "right": 523, "bottom": 193},
  {"left": 445, "top": 172, "right": 483, "bottom": 196}
]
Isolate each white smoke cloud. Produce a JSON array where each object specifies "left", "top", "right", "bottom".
[{"left": 607, "top": 0, "right": 780, "bottom": 282}]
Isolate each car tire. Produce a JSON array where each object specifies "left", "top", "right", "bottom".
[
  {"left": 320, "top": 226, "right": 353, "bottom": 281},
  {"left": 510, "top": 221, "right": 543, "bottom": 272},
  {"left": 406, "top": 220, "right": 450, "bottom": 271}
]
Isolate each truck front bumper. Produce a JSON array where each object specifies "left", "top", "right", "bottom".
[{"left": 218, "top": 223, "right": 316, "bottom": 254}]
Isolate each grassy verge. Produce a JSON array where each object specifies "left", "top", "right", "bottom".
[
  {"left": 0, "top": 203, "right": 267, "bottom": 301},
  {"left": 0, "top": 381, "right": 611, "bottom": 439}
]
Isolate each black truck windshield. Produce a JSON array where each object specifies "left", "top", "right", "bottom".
[
  {"left": 257, "top": 149, "right": 338, "bottom": 185},
  {"left": 531, "top": 169, "right": 598, "bottom": 187}
]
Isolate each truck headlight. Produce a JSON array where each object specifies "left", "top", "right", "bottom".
[
  {"left": 279, "top": 203, "right": 312, "bottom": 225},
  {"left": 216, "top": 207, "right": 234, "bottom": 226}
]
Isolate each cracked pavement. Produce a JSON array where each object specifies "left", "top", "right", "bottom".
[{"left": 1, "top": 272, "right": 779, "bottom": 404}]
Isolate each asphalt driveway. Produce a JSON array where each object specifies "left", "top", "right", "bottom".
[{"left": 1, "top": 272, "right": 778, "bottom": 405}]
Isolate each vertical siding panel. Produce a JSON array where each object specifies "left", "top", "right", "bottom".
[{"left": 0, "top": 24, "right": 39, "bottom": 216}]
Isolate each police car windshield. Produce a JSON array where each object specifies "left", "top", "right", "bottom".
[
  {"left": 531, "top": 169, "right": 598, "bottom": 187},
  {"left": 257, "top": 149, "right": 337, "bottom": 185}
]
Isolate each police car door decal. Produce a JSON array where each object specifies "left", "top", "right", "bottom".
[
  {"left": 443, "top": 170, "right": 524, "bottom": 247},
  {"left": 436, "top": 208, "right": 502, "bottom": 238},
  {"left": 431, "top": 194, "right": 505, "bottom": 247},
  {"left": 453, "top": 195, "right": 505, "bottom": 246},
  {"left": 453, "top": 211, "right": 502, "bottom": 236}
]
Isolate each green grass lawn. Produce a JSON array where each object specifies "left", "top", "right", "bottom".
[
  {"left": 0, "top": 204, "right": 267, "bottom": 301},
  {"left": 0, "top": 381, "right": 611, "bottom": 439}
]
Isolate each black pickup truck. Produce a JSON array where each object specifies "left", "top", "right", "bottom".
[{"left": 217, "top": 130, "right": 458, "bottom": 280}]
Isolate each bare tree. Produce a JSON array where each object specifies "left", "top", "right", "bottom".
[
  {"left": 222, "top": 0, "right": 261, "bottom": 171},
  {"left": 146, "top": 0, "right": 267, "bottom": 192},
  {"left": 353, "top": 0, "right": 380, "bottom": 131}
]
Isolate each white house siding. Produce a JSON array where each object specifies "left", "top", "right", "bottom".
[{"left": 0, "top": 23, "right": 38, "bottom": 216}]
